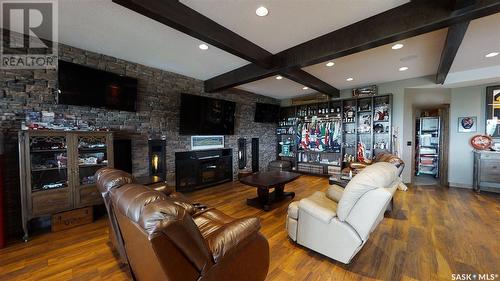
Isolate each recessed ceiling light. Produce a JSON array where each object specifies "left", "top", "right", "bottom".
[
  {"left": 326, "top": 61, "right": 335, "bottom": 67},
  {"left": 302, "top": 86, "right": 309, "bottom": 90},
  {"left": 346, "top": 77, "right": 354, "bottom": 81},
  {"left": 198, "top": 44, "right": 209, "bottom": 50},
  {"left": 399, "top": 66, "right": 409, "bottom": 71},
  {"left": 485, "top": 52, "right": 499, "bottom": 58},
  {"left": 392, "top": 43, "right": 404, "bottom": 50},
  {"left": 275, "top": 75, "right": 283, "bottom": 80},
  {"left": 256, "top": 6, "right": 268, "bottom": 17}
]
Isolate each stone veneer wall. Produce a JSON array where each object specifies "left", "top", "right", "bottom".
[{"left": 0, "top": 43, "right": 278, "bottom": 240}]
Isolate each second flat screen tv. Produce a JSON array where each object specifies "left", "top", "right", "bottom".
[
  {"left": 254, "top": 103, "right": 280, "bottom": 123},
  {"left": 179, "top": 94, "right": 236, "bottom": 135}
]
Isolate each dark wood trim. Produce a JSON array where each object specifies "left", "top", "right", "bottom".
[
  {"left": 436, "top": 21, "right": 470, "bottom": 84},
  {"left": 451, "top": 0, "right": 477, "bottom": 10},
  {"left": 205, "top": 0, "right": 500, "bottom": 92},
  {"left": 281, "top": 68, "right": 340, "bottom": 97},
  {"left": 112, "top": 0, "right": 273, "bottom": 68},
  {"left": 204, "top": 63, "right": 280, "bottom": 92}
]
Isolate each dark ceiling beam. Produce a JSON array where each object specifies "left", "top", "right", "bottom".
[
  {"left": 281, "top": 68, "right": 340, "bottom": 97},
  {"left": 436, "top": 21, "right": 470, "bottom": 84},
  {"left": 205, "top": 0, "right": 500, "bottom": 92},
  {"left": 450, "top": 0, "right": 477, "bottom": 10},
  {"left": 112, "top": 0, "right": 273, "bottom": 68}
]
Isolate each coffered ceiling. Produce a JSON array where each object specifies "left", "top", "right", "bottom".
[
  {"left": 30, "top": 1, "right": 500, "bottom": 98},
  {"left": 58, "top": 0, "right": 248, "bottom": 80},
  {"left": 180, "top": 0, "right": 409, "bottom": 54}
]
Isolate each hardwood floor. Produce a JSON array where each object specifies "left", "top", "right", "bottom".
[{"left": 0, "top": 175, "right": 498, "bottom": 281}]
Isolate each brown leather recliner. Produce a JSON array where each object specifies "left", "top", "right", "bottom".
[
  {"left": 95, "top": 168, "right": 194, "bottom": 265},
  {"left": 98, "top": 168, "right": 270, "bottom": 281}
]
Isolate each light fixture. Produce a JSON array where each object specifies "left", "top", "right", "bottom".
[
  {"left": 198, "top": 43, "right": 209, "bottom": 50},
  {"left": 326, "top": 61, "right": 335, "bottom": 67},
  {"left": 275, "top": 75, "right": 283, "bottom": 80},
  {"left": 392, "top": 43, "right": 404, "bottom": 50},
  {"left": 485, "top": 52, "right": 499, "bottom": 58},
  {"left": 399, "top": 66, "right": 409, "bottom": 71},
  {"left": 256, "top": 6, "right": 268, "bottom": 17},
  {"left": 346, "top": 77, "right": 354, "bottom": 81},
  {"left": 302, "top": 86, "right": 309, "bottom": 90}
]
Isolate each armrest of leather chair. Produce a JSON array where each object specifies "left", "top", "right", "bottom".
[
  {"left": 206, "top": 217, "right": 261, "bottom": 263},
  {"left": 326, "top": 185, "right": 344, "bottom": 202},
  {"left": 149, "top": 184, "right": 197, "bottom": 215}
]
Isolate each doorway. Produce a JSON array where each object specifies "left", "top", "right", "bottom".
[{"left": 412, "top": 106, "right": 449, "bottom": 186}]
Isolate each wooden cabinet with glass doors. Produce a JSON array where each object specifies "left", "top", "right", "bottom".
[{"left": 18, "top": 131, "right": 113, "bottom": 240}]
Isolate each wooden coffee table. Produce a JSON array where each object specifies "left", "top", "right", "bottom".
[{"left": 240, "top": 171, "right": 300, "bottom": 211}]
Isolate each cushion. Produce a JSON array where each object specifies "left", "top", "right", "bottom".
[
  {"left": 299, "top": 191, "right": 337, "bottom": 223},
  {"left": 337, "top": 162, "right": 397, "bottom": 221},
  {"left": 95, "top": 168, "right": 133, "bottom": 194}
]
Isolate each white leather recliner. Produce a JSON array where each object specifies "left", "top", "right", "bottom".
[{"left": 286, "top": 162, "right": 400, "bottom": 264}]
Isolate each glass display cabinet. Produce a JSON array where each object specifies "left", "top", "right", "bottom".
[
  {"left": 276, "top": 94, "right": 392, "bottom": 176},
  {"left": 19, "top": 131, "right": 113, "bottom": 240}
]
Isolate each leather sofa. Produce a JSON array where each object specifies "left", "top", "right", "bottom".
[
  {"left": 96, "top": 168, "right": 270, "bottom": 281},
  {"left": 286, "top": 162, "right": 401, "bottom": 264},
  {"left": 95, "top": 168, "right": 191, "bottom": 265}
]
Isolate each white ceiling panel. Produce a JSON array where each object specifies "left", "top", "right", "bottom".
[
  {"left": 302, "top": 29, "right": 448, "bottom": 90},
  {"left": 57, "top": 0, "right": 249, "bottom": 80},
  {"left": 447, "top": 13, "right": 500, "bottom": 75},
  {"left": 237, "top": 76, "right": 315, "bottom": 99},
  {"left": 181, "top": 0, "right": 409, "bottom": 54}
]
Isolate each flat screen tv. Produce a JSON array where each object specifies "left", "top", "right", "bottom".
[
  {"left": 254, "top": 103, "right": 280, "bottom": 123},
  {"left": 179, "top": 94, "right": 236, "bottom": 135},
  {"left": 57, "top": 60, "right": 138, "bottom": 111}
]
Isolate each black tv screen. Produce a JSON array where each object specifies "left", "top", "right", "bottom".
[
  {"left": 179, "top": 94, "right": 236, "bottom": 135},
  {"left": 255, "top": 103, "right": 280, "bottom": 123},
  {"left": 57, "top": 60, "right": 138, "bottom": 111}
]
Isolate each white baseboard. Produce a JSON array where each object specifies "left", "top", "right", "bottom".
[{"left": 448, "top": 182, "right": 473, "bottom": 189}]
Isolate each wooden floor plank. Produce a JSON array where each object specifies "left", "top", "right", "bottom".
[{"left": 0, "top": 176, "right": 498, "bottom": 281}]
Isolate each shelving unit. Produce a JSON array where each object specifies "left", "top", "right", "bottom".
[
  {"left": 19, "top": 130, "right": 113, "bottom": 240},
  {"left": 278, "top": 94, "right": 392, "bottom": 176},
  {"left": 416, "top": 117, "right": 440, "bottom": 177}
]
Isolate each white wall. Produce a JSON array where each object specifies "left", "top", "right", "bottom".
[{"left": 448, "top": 85, "right": 486, "bottom": 187}]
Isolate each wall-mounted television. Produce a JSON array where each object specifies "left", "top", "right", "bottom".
[
  {"left": 254, "top": 103, "right": 280, "bottom": 123},
  {"left": 57, "top": 60, "right": 138, "bottom": 111},
  {"left": 179, "top": 94, "right": 236, "bottom": 135}
]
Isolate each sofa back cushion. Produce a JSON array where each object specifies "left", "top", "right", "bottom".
[
  {"left": 337, "top": 162, "right": 397, "bottom": 221},
  {"left": 96, "top": 168, "right": 134, "bottom": 196}
]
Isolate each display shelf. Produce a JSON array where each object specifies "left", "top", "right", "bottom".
[
  {"left": 31, "top": 149, "right": 67, "bottom": 153},
  {"left": 279, "top": 94, "right": 392, "bottom": 176},
  {"left": 32, "top": 167, "right": 67, "bottom": 172},
  {"left": 78, "top": 147, "right": 106, "bottom": 152},
  {"left": 19, "top": 130, "right": 114, "bottom": 240},
  {"left": 415, "top": 116, "right": 440, "bottom": 177}
]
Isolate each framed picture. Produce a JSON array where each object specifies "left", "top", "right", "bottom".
[
  {"left": 352, "top": 85, "right": 377, "bottom": 97},
  {"left": 486, "top": 85, "right": 500, "bottom": 137},
  {"left": 458, "top": 116, "right": 477, "bottom": 133},
  {"left": 191, "top": 135, "right": 224, "bottom": 150}
]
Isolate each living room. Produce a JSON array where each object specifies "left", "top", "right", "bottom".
[{"left": 0, "top": 1, "right": 499, "bottom": 280}]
